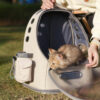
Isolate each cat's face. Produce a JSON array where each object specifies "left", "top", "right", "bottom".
[{"left": 48, "top": 48, "right": 67, "bottom": 70}]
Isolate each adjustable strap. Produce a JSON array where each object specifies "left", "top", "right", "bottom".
[
  {"left": 10, "top": 56, "right": 16, "bottom": 79},
  {"left": 82, "top": 17, "right": 92, "bottom": 36},
  {"left": 16, "top": 52, "right": 33, "bottom": 58}
]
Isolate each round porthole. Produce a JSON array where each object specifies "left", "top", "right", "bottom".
[
  {"left": 28, "top": 27, "right": 31, "bottom": 33},
  {"left": 26, "top": 36, "right": 29, "bottom": 42},
  {"left": 31, "top": 18, "right": 34, "bottom": 24}
]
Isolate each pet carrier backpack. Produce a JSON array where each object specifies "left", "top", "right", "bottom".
[{"left": 11, "top": 8, "right": 100, "bottom": 100}]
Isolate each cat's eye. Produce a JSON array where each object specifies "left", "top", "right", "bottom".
[{"left": 52, "top": 63, "right": 55, "bottom": 65}]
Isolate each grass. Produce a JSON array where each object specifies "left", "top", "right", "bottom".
[{"left": 0, "top": 26, "right": 71, "bottom": 100}]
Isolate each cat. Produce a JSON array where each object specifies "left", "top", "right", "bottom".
[{"left": 48, "top": 44, "right": 87, "bottom": 70}]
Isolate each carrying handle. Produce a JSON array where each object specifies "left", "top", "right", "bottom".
[
  {"left": 45, "top": 2, "right": 72, "bottom": 11},
  {"left": 54, "top": 3, "right": 66, "bottom": 10}
]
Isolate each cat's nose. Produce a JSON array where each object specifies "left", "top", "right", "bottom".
[{"left": 50, "top": 65, "right": 53, "bottom": 69}]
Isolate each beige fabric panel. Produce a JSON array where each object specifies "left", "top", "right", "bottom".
[{"left": 23, "top": 10, "right": 59, "bottom": 91}]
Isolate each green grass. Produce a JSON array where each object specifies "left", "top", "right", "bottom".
[{"left": 0, "top": 26, "right": 71, "bottom": 100}]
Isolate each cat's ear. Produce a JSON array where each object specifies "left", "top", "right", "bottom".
[{"left": 49, "top": 48, "right": 56, "bottom": 54}]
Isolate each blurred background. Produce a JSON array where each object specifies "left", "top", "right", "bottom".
[{"left": 0, "top": 0, "right": 41, "bottom": 26}]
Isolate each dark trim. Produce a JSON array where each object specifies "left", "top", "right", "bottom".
[{"left": 23, "top": 83, "right": 60, "bottom": 94}]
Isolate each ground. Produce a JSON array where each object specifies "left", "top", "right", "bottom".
[{"left": 0, "top": 26, "right": 71, "bottom": 100}]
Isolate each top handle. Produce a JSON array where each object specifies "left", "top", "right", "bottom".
[{"left": 54, "top": 2, "right": 72, "bottom": 11}]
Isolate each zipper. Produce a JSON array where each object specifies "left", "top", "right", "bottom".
[{"left": 69, "top": 20, "right": 75, "bottom": 45}]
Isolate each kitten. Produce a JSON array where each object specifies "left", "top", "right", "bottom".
[{"left": 48, "top": 44, "right": 87, "bottom": 70}]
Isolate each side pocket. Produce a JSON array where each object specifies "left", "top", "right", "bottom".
[{"left": 10, "top": 52, "right": 33, "bottom": 83}]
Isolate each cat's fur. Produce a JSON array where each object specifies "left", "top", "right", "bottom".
[{"left": 48, "top": 44, "right": 87, "bottom": 70}]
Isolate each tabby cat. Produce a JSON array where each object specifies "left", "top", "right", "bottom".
[{"left": 48, "top": 44, "right": 87, "bottom": 70}]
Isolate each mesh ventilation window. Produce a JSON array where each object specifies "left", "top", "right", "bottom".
[
  {"left": 37, "top": 11, "right": 74, "bottom": 58},
  {"left": 76, "top": 34, "right": 80, "bottom": 39},
  {"left": 74, "top": 26, "right": 78, "bottom": 31}
]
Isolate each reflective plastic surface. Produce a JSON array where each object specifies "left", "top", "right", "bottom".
[{"left": 49, "top": 66, "right": 100, "bottom": 100}]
